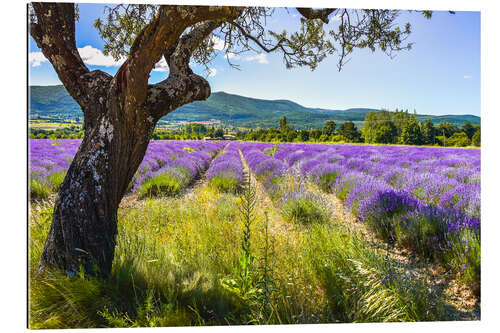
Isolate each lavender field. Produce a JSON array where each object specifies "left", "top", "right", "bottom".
[{"left": 29, "top": 139, "right": 481, "bottom": 326}]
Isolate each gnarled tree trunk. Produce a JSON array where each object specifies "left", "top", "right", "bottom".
[
  {"left": 30, "top": 3, "right": 241, "bottom": 277},
  {"left": 38, "top": 77, "right": 157, "bottom": 276}
]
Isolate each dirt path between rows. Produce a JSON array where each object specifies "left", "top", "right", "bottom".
[{"left": 238, "top": 149, "right": 293, "bottom": 237}]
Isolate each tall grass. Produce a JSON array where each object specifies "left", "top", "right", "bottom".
[
  {"left": 209, "top": 174, "right": 242, "bottom": 194},
  {"left": 29, "top": 178, "right": 52, "bottom": 201},
  {"left": 137, "top": 170, "right": 188, "bottom": 198},
  {"left": 47, "top": 171, "right": 66, "bottom": 192},
  {"left": 29, "top": 180, "right": 459, "bottom": 328}
]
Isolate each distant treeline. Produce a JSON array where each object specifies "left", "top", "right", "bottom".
[
  {"left": 30, "top": 109, "right": 480, "bottom": 147},
  {"left": 29, "top": 125, "right": 84, "bottom": 139},
  {"left": 178, "top": 110, "right": 480, "bottom": 147}
]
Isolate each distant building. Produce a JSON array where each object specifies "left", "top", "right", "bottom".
[{"left": 203, "top": 135, "right": 236, "bottom": 141}]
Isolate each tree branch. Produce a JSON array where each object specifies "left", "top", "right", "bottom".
[
  {"left": 116, "top": 5, "right": 243, "bottom": 109},
  {"left": 146, "top": 20, "right": 225, "bottom": 118},
  {"left": 146, "top": 74, "right": 211, "bottom": 120},
  {"left": 30, "top": 3, "right": 95, "bottom": 107},
  {"left": 230, "top": 20, "right": 285, "bottom": 53},
  {"left": 166, "top": 20, "right": 222, "bottom": 76}
]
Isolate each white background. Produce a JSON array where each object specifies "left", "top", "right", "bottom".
[{"left": 1, "top": 0, "right": 498, "bottom": 332}]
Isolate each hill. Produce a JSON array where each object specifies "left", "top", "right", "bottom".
[{"left": 29, "top": 85, "right": 480, "bottom": 129}]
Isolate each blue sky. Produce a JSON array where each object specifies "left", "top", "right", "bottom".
[{"left": 28, "top": 4, "right": 480, "bottom": 116}]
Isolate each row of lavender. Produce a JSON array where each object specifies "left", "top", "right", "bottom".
[
  {"left": 282, "top": 144, "right": 480, "bottom": 219},
  {"left": 29, "top": 139, "right": 82, "bottom": 200},
  {"left": 134, "top": 141, "right": 226, "bottom": 197},
  {"left": 29, "top": 139, "right": 225, "bottom": 199},
  {"left": 205, "top": 142, "right": 245, "bottom": 193},
  {"left": 271, "top": 143, "right": 480, "bottom": 294},
  {"left": 239, "top": 142, "right": 332, "bottom": 225}
]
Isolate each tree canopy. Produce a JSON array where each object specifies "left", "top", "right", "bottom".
[{"left": 89, "top": 5, "right": 428, "bottom": 73}]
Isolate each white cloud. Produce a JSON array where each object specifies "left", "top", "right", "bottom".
[
  {"left": 207, "top": 68, "right": 217, "bottom": 77},
  {"left": 224, "top": 52, "right": 240, "bottom": 60},
  {"left": 463, "top": 75, "right": 473, "bottom": 79},
  {"left": 211, "top": 36, "right": 226, "bottom": 51},
  {"left": 30, "top": 45, "right": 169, "bottom": 72},
  {"left": 29, "top": 52, "right": 48, "bottom": 67},
  {"left": 244, "top": 53, "right": 269, "bottom": 64},
  {"left": 331, "top": 14, "right": 342, "bottom": 22},
  {"left": 78, "top": 45, "right": 125, "bottom": 67}
]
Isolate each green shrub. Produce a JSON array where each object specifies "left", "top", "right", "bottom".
[
  {"left": 331, "top": 135, "right": 344, "bottom": 142},
  {"left": 444, "top": 228, "right": 481, "bottom": 296},
  {"left": 138, "top": 173, "right": 184, "bottom": 198},
  {"left": 281, "top": 194, "right": 329, "bottom": 225},
  {"left": 447, "top": 132, "right": 471, "bottom": 147},
  {"left": 48, "top": 171, "right": 66, "bottom": 192},
  {"left": 30, "top": 178, "right": 52, "bottom": 201},
  {"left": 471, "top": 129, "right": 480, "bottom": 147},
  {"left": 209, "top": 175, "right": 241, "bottom": 194},
  {"left": 317, "top": 171, "right": 339, "bottom": 192}
]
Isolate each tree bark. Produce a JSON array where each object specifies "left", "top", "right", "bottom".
[
  {"left": 38, "top": 76, "right": 157, "bottom": 277},
  {"left": 30, "top": 3, "right": 243, "bottom": 277}
]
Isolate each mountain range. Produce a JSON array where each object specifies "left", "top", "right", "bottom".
[{"left": 29, "top": 85, "right": 480, "bottom": 129}]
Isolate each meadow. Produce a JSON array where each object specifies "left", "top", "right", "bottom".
[{"left": 28, "top": 139, "right": 480, "bottom": 328}]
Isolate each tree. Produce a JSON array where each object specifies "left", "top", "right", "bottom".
[
  {"left": 436, "top": 122, "right": 459, "bottom": 139},
  {"left": 214, "top": 128, "right": 225, "bottom": 138},
  {"left": 309, "top": 128, "right": 322, "bottom": 141},
  {"left": 338, "top": 121, "right": 362, "bottom": 143},
  {"left": 185, "top": 123, "right": 208, "bottom": 135},
  {"left": 298, "top": 129, "right": 310, "bottom": 142},
  {"left": 361, "top": 111, "right": 379, "bottom": 143},
  {"left": 286, "top": 130, "right": 297, "bottom": 142},
  {"left": 279, "top": 116, "right": 288, "bottom": 131},
  {"left": 471, "top": 128, "right": 480, "bottom": 146},
  {"left": 447, "top": 132, "right": 471, "bottom": 147},
  {"left": 375, "top": 120, "right": 398, "bottom": 144},
  {"left": 362, "top": 109, "right": 404, "bottom": 144},
  {"left": 399, "top": 118, "right": 423, "bottom": 145},
  {"left": 461, "top": 121, "right": 475, "bottom": 140},
  {"left": 392, "top": 109, "right": 412, "bottom": 137},
  {"left": 30, "top": 2, "right": 431, "bottom": 277},
  {"left": 322, "top": 120, "right": 336, "bottom": 136},
  {"left": 421, "top": 119, "right": 436, "bottom": 145}
]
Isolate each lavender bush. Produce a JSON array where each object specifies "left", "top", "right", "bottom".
[
  {"left": 29, "top": 139, "right": 225, "bottom": 199},
  {"left": 266, "top": 142, "right": 480, "bottom": 293},
  {"left": 206, "top": 143, "right": 245, "bottom": 193}
]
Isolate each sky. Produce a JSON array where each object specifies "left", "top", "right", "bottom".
[{"left": 28, "top": 3, "right": 481, "bottom": 116}]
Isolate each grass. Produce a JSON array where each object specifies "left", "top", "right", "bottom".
[
  {"left": 137, "top": 171, "right": 188, "bottom": 198},
  {"left": 48, "top": 171, "right": 66, "bottom": 192},
  {"left": 323, "top": 176, "right": 481, "bottom": 297},
  {"left": 317, "top": 171, "right": 339, "bottom": 192},
  {"left": 281, "top": 194, "right": 330, "bottom": 225},
  {"left": 29, "top": 171, "right": 66, "bottom": 202},
  {"left": 28, "top": 174, "right": 461, "bottom": 328},
  {"left": 209, "top": 174, "right": 241, "bottom": 194},
  {"left": 29, "top": 178, "right": 52, "bottom": 201}
]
